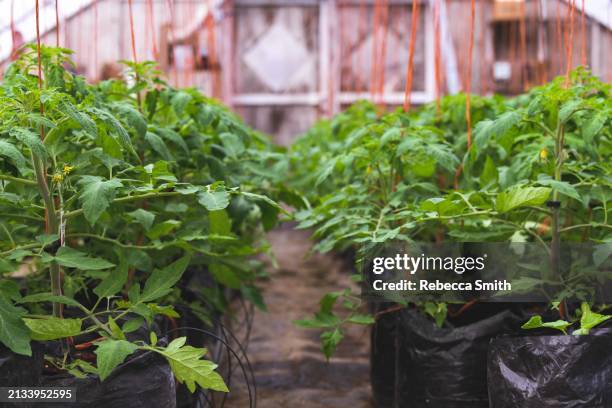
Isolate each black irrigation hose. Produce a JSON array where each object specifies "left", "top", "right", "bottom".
[
  {"left": 165, "top": 326, "right": 255, "bottom": 408},
  {"left": 215, "top": 317, "right": 257, "bottom": 408}
]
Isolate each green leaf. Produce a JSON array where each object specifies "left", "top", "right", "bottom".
[
  {"left": 113, "top": 104, "right": 147, "bottom": 139},
  {"left": 496, "top": 186, "right": 551, "bottom": 213},
  {"left": 537, "top": 178, "right": 580, "bottom": 201},
  {"left": 146, "top": 220, "right": 181, "bottom": 240},
  {"left": 474, "top": 110, "right": 522, "bottom": 147},
  {"left": 208, "top": 210, "right": 231, "bottom": 235},
  {"left": 521, "top": 315, "right": 571, "bottom": 334},
  {"left": 578, "top": 302, "right": 611, "bottom": 333},
  {"left": 347, "top": 314, "right": 375, "bottom": 325},
  {"left": 240, "top": 191, "right": 282, "bottom": 211},
  {"left": 582, "top": 111, "right": 607, "bottom": 142},
  {"left": 0, "top": 296, "right": 31, "bottom": 356},
  {"left": 559, "top": 99, "right": 584, "bottom": 123},
  {"left": 145, "top": 132, "right": 173, "bottom": 161},
  {"left": 94, "top": 261, "right": 129, "bottom": 299},
  {"left": 10, "top": 128, "right": 47, "bottom": 159},
  {"left": 18, "top": 293, "right": 81, "bottom": 307},
  {"left": 59, "top": 101, "right": 97, "bottom": 138},
  {"left": 0, "top": 140, "right": 28, "bottom": 174},
  {"left": 480, "top": 156, "right": 498, "bottom": 186},
  {"left": 197, "top": 190, "right": 230, "bottom": 211},
  {"left": 23, "top": 317, "right": 82, "bottom": 340},
  {"left": 154, "top": 339, "right": 228, "bottom": 392},
  {"left": 0, "top": 280, "right": 21, "bottom": 301},
  {"left": 209, "top": 264, "right": 241, "bottom": 289},
  {"left": 140, "top": 256, "right": 191, "bottom": 302},
  {"left": 122, "top": 317, "right": 144, "bottom": 333},
  {"left": 94, "top": 339, "right": 138, "bottom": 381},
  {"left": 127, "top": 208, "right": 156, "bottom": 231},
  {"left": 107, "top": 316, "right": 125, "bottom": 340},
  {"left": 78, "top": 176, "right": 123, "bottom": 226},
  {"left": 52, "top": 247, "right": 115, "bottom": 270},
  {"left": 321, "top": 328, "right": 343, "bottom": 359}
]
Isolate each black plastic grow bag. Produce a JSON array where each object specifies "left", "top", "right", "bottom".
[
  {"left": 371, "top": 306, "right": 523, "bottom": 408},
  {"left": 38, "top": 350, "right": 176, "bottom": 408},
  {"left": 487, "top": 328, "right": 612, "bottom": 408}
]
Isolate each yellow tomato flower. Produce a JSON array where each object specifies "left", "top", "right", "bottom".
[
  {"left": 62, "top": 164, "right": 74, "bottom": 175},
  {"left": 52, "top": 173, "right": 64, "bottom": 183},
  {"left": 539, "top": 148, "right": 548, "bottom": 160}
]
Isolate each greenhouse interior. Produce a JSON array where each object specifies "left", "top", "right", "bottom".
[{"left": 0, "top": 0, "right": 611, "bottom": 407}]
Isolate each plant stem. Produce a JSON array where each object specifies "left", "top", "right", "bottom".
[
  {"left": 32, "top": 154, "right": 62, "bottom": 317},
  {"left": 0, "top": 174, "right": 37, "bottom": 186},
  {"left": 62, "top": 191, "right": 181, "bottom": 219}
]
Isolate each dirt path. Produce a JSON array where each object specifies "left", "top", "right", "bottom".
[{"left": 225, "top": 227, "right": 372, "bottom": 408}]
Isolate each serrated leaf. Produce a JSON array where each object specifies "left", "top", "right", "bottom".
[
  {"left": 474, "top": 110, "right": 522, "bottom": 147},
  {"left": 321, "top": 328, "right": 343, "bottom": 359},
  {"left": 521, "top": 315, "right": 571, "bottom": 334},
  {"left": 496, "top": 186, "right": 551, "bottom": 213},
  {"left": 10, "top": 128, "right": 47, "bottom": 159},
  {"left": 145, "top": 132, "right": 173, "bottom": 161},
  {"left": 113, "top": 104, "right": 147, "bottom": 138},
  {"left": 347, "top": 314, "right": 375, "bottom": 325},
  {"left": 94, "top": 261, "right": 128, "bottom": 299},
  {"left": 197, "top": 190, "right": 230, "bottom": 211},
  {"left": 78, "top": 176, "right": 123, "bottom": 226},
  {"left": 18, "top": 293, "right": 80, "bottom": 307},
  {"left": 94, "top": 339, "right": 138, "bottom": 381},
  {"left": 536, "top": 179, "right": 580, "bottom": 200},
  {"left": 140, "top": 256, "right": 190, "bottom": 302},
  {"left": 127, "top": 208, "right": 155, "bottom": 231},
  {"left": 59, "top": 101, "right": 97, "bottom": 138},
  {"left": 23, "top": 317, "right": 82, "bottom": 340},
  {"left": 0, "top": 140, "right": 28, "bottom": 174},
  {"left": 559, "top": 99, "right": 584, "bottom": 123},
  {"left": 0, "top": 296, "right": 31, "bottom": 356},
  {"left": 579, "top": 302, "right": 611, "bottom": 333},
  {"left": 53, "top": 247, "right": 115, "bottom": 270},
  {"left": 154, "top": 340, "right": 228, "bottom": 392}
]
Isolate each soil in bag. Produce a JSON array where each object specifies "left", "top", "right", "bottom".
[
  {"left": 488, "top": 327, "right": 612, "bottom": 408},
  {"left": 38, "top": 349, "right": 176, "bottom": 408},
  {"left": 371, "top": 304, "right": 525, "bottom": 408}
]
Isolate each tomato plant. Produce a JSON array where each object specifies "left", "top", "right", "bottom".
[
  {"left": 290, "top": 69, "right": 611, "bottom": 356},
  {"left": 0, "top": 46, "right": 284, "bottom": 389}
]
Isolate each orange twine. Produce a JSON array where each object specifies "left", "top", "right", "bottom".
[
  {"left": 465, "top": 0, "right": 475, "bottom": 149},
  {"left": 128, "top": 0, "right": 139, "bottom": 67},
  {"left": 55, "top": 0, "right": 60, "bottom": 47},
  {"left": 565, "top": 0, "right": 576, "bottom": 87},
  {"left": 403, "top": 0, "right": 420, "bottom": 111},
  {"left": 580, "top": 0, "right": 586, "bottom": 67},
  {"left": 433, "top": 0, "right": 441, "bottom": 111}
]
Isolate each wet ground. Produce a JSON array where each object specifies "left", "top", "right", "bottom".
[{"left": 224, "top": 227, "right": 372, "bottom": 408}]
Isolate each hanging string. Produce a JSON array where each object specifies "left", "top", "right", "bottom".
[
  {"left": 519, "top": 0, "right": 527, "bottom": 90},
  {"left": 377, "top": 0, "right": 389, "bottom": 105},
  {"left": 147, "top": 0, "right": 159, "bottom": 61},
  {"left": 433, "top": 0, "right": 441, "bottom": 112},
  {"left": 206, "top": 0, "right": 220, "bottom": 97},
  {"left": 580, "top": 0, "right": 586, "bottom": 67},
  {"left": 166, "top": 0, "right": 177, "bottom": 86},
  {"left": 479, "top": 0, "right": 487, "bottom": 96},
  {"left": 10, "top": 0, "right": 17, "bottom": 60},
  {"left": 35, "top": 0, "right": 45, "bottom": 141},
  {"left": 93, "top": 0, "right": 98, "bottom": 80},
  {"left": 403, "top": 0, "right": 419, "bottom": 111},
  {"left": 128, "top": 0, "right": 139, "bottom": 67},
  {"left": 465, "top": 0, "right": 475, "bottom": 149},
  {"left": 55, "top": 0, "right": 60, "bottom": 47},
  {"left": 355, "top": 0, "right": 367, "bottom": 94},
  {"left": 370, "top": 0, "right": 381, "bottom": 99},
  {"left": 565, "top": 0, "right": 576, "bottom": 87},
  {"left": 555, "top": 0, "right": 563, "bottom": 76}
]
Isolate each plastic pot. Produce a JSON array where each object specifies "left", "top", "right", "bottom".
[
  {"left": 487, "top": 328, "right": 612, "bottom": 408},
  {"left": 371, "top": 305, "right": 523, "bottom": 407}
]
